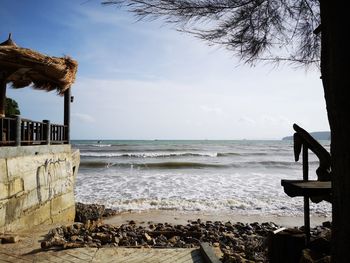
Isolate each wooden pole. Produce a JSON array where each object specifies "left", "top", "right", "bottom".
[
  {"left": 64, "top": 88, "right": 71, "bottom": 143},
  {"left": 0, "top": 80, "right": 6, "bottom": 118},
  {"left": 15, "top": 115, "right": 21, "bottom": 146},
  {"left": 43, "top": 120, "right": 51, "bottom": 145},
  {"left": 302, "top": 144, "right": 310, "bottom": 244}
]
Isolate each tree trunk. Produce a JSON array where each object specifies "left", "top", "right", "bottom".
[{"left": 320, "top": 1, "right": 350, "bottom": 261}]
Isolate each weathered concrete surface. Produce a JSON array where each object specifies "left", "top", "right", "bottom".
[{"left": 0, "top": 145, "right": 80, "bottom": 233}]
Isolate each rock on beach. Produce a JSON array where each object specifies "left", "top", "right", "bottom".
[{"left": 49, "top": 203, "right": 331, "bottom": 262}]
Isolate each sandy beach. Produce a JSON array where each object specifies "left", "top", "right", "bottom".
[{"left": 103, "top": 210, "right": 331, "bottom": 228}]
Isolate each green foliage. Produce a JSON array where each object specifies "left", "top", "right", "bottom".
[{"left": 5, "top": 97, "right": 20, "bottom": 116}]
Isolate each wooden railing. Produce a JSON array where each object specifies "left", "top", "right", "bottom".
[{"left": 0, "top": 116, "right": 68, "bottom": 146}]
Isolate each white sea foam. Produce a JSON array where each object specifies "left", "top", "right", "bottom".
[
  {"left": 75, "top": 168, "right": 331, "bottom": 217},
  {"left": 74, "top": 140, "right": 331, "bottom": 217},
  {"left": 80, "top": 151, "right": 218, "bottom": 158},
  {"left": 91, "top": 144, "right": 112, "bottom": 147}
]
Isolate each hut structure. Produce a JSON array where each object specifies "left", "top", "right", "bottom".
[
  {"left": 0, "top": 35, "right": 80, "bottom": 232},
  {"left": 0, "top": 34, "right": 78, "bottom": 145}
]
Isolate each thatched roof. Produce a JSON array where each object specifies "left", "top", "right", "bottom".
[{"left": 0, "top": 35, "right": 78, "bottom": 94}]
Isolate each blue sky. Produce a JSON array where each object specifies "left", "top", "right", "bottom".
[{"left": 1, "top": 0, "right": 329, "bottom": 140}]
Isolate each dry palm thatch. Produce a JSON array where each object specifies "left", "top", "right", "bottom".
[{"left": 0, "top": 36, "right": 78, "bottom": 94}]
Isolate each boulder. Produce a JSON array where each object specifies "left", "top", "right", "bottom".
[{"left": 75, "top": 202, "right": 105, "bottom": 223}]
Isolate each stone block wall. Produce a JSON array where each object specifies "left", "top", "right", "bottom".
[{"left": 0, "top": 145, "right": 80, "bottom": 233}]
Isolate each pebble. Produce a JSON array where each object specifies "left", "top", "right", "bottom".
[
  {"left": 41, "top": 203, "right": 330, "bottom": 262},
  {"left": 41, "top": 217, "right": 281, "bottom": 262}
]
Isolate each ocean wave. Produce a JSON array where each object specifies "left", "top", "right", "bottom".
[
  {"left": 74, "top": 144, "right": 112, "bottom": 147},
  {"left": 217, "top": 152, "right": 270, "bottom": 157},
  {"left": 78, "top": 198, "right": 250, "bottom": 213},
  {"left": 80, "top": 151, "right": 275, "bottom": 158},
  {"left": 83, "top": 147, "right": 204, "bottom": 153},
  {"left": 140, "top": 162, "right": 225, "bottom": 169},
  {"left": 74, "top": 197, "right": 331, "bottom": 217},
  {"left": 80, "top": 161, "right": 227, "bottom": 169},
  {"left": 216, "top": 152, "right": 241, "bottom": 157},
  {"left": 79, "top": 160, "right": 318, "bottom": 170},
  {"left": 237, "top": 160, "right": 309, "bottom": 168},
  {"left": 80, "top": 152, "right": 217, "bottom": 158},
  {"left": 245, "top": 160, "right": 319, "bottom": 167},
  {"left": 91, "top": 144, "right": 112, "bottom": 147},
  {"left": 80, "top": 161, "right": 113, "bottom": 168}
]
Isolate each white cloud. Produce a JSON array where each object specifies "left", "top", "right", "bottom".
[
  {"left": 72, "top": 113, "right": 95, "bottom": 123},
  {"left": 237, "top": 117, "right": 256, "bottom": 125},
  {"left": 200, "top": 105, "right": 224, "bottom": 115},
  {"left": 261, "top": 115, "right": 290, "bottom": 124}
]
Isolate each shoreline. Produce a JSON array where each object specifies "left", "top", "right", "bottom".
[{"left": 103, "top": 209, "right": 331, "bottom": 227}]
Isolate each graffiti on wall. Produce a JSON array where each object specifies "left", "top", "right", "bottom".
[{"left": 36, "top": 158, "right": 72, "bottom": 204}]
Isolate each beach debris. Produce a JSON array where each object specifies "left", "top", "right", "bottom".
[
  {"left": 74, "top": 202, "right": 119, "bottom": 223},
  {"left": 75, "top": 202, "right": 105, "bottom": 223},
  {"left": 41, "top": 218, "right": 280, "bottom": 262},
  {"left": 41, "top": 205, "right": 332, "bottom": 262}
]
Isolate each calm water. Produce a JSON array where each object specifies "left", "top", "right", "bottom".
[{"left": 72, "top": 140, "right": 331, "bottom": 217}]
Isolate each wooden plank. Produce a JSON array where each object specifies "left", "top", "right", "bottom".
[
  {"left": 281, "top": 180, "right": 331, "bottom": 198},
  {"left": 107, "top": 248, "right": 203, "bottom": 263},
  {"left": 173, "top": 249, "right": 196, "bottom": 263},
  {"left": 155, "top": 249, "right": 180, "bottom": 263},
  {"left": 178, "top": 249, "right": 204, "bottom": 263},
  {"left": 0, "top": 247, "right": 204, "bottom": 263},
  {"left": 0, "top": 252, "right": 32, "bottom": 263},
  {"left": 127, "top": 250, "right": 155, "bottom": 263}
]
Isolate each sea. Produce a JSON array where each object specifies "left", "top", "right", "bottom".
[{"left": 72, "top": 140, "right": 331, "bottom": 217}]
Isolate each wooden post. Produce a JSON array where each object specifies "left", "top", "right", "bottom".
[
  {"left": 15, "top": 115, "right": 21, "bottom": 146},
  {"left": 43, "top": 120, "right": 50, "bottom": 145},
  {"left": 64, "top": 88, "right": 71, "bottom": 143},
  {"left": 302, "top": 144, "right": 310, "bottom": 244},
  {"left": 0, "top": 80, "right": 6, "bottom": 118}
]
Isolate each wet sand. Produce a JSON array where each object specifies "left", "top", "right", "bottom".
[{"left": 103, "top": 210, "right": 331, "bottom": 228}]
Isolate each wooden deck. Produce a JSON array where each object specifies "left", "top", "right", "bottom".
[
  {"left": 0, "top": 247, "right": 206, "bottom": 263},
  {"left": 0, "top": 224, "right": 220, "bottom": 263}
]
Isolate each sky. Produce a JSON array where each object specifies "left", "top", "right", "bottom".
[{"left": 1, "top": 0, "right": 330, "bottom": 140}]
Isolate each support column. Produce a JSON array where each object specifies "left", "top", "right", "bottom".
[
  {"left": 64, "top": 88, "right": 71, "bottom": 143},
  {"left": 43, "top": 120, "right": 51, "bottom": 145},
  {"left": 0, "top": 80, "right": 6, "bottom": 118},
  {"left": 302, "top": 144, "right": 310, "bottom": 244},
  {"left": 15, "top": 115, "right": 21, "bottom": 146}
]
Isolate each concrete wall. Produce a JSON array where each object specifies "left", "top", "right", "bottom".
[{"left": 0, "top": 145, "right": 80, "bottom": 233}]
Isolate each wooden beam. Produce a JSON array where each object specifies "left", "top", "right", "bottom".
[{"left": 64, "top": 88, "right": 71, "bottom": 143}]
